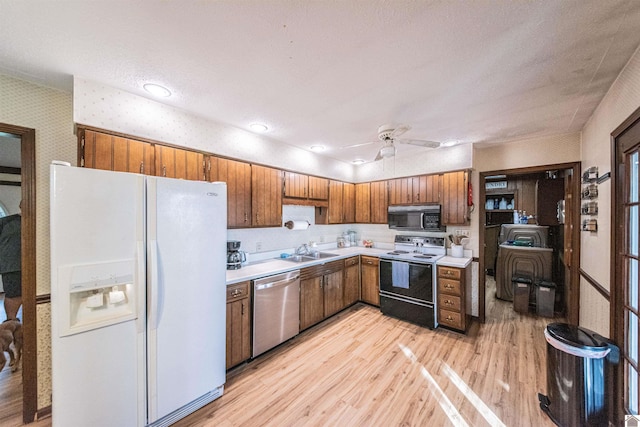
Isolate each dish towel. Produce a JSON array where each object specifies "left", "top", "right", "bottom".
[{"left": 391, "top": 261, "right": 409, "bottom": 289}]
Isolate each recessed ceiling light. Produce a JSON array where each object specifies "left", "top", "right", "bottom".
[
  {"left": 310, "top": 145, "right": 325, "bottom": 152},
  {"left": 352, "top": 159, "right": 366, "bottom": 165},
  {"left": 441, "top": 140, "right": 459, "bottom": 147},
  {"left": 249, "top": 123, "right": 269, "bottom": 133},
  {"left": 143, "top": 83, "right": 171, "bottom": 98}
]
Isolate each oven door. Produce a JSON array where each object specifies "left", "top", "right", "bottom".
[{"left": 379, "top": 260, "right": 433, "bottom": 302}]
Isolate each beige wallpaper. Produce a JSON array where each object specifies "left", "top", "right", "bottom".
[
  {"left": 1, "top": 73, "right": 76, "bottom": 410},
  {"left": 73, "top": 77, "right": 355, "bottom": 182},
  {"left": 579, "top": 45, "right": 640, "bottom": 336}
]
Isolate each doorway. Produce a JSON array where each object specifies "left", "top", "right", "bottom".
[
  {"left": 478, "top": 162, "right": 581, "bottom": 324},
  {"left": 0, "top": 123, "right": 37, "bottom": 424}
]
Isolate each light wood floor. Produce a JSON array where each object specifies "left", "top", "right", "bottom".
[
  {"left": 177, "top": 281, "right": 558, "bottom": 427},
  {"left": 2, "top": 277, "right": 559, "bottom": 427}
]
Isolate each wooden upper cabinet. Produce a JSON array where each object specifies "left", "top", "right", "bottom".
[
  {"left": 251, "top": 165, "right": 283, "bottom": 227},
  {"left": 442, "top": 170, "right": 469, "bottom": 225},
  {"left": 389, "top": 177, "right": 412, "bottom": 205},
  {"left": 355, "top": 183, "right": 371, "bottom": 223},
  {"left": 343, "top": 183, "right": 355, "bottom": 223},
  {"left": 328, "top": 180, "right": 344, "bottom": 224},
  {"left": 283, "top": 172, "right": 309, "bottom": 199},
  {"left": 370, "top": 180, "right": 388, "bottom": 224},
  {"left": 81, "top": 129, "right": 154, "bottom": 175},
  {"left": 155, "top": 145, "right": 204, "bottom": 181},
  {"left": 308, "top": 176, "right": 329, "bottom": 200},
  {"left": 210, "top": 156, "right": 252, "bottom": 228},
  {"left": 413, "top": 174, "right": 441, "bottom": 204}
]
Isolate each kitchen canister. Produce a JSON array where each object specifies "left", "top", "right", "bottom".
[{"left": 451, "top": 244, "right": 464, "bottom": 258}]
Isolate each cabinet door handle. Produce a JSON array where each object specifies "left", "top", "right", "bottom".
[
  {"left": 445, "top": 284, "right": 453, "bottom": 289},
  {"left": 162, "top": 165, "right": 167, "bottom": 177},
  {"left": 244, "top": 212, "right": 248, "bottom": 223},
  {"left": 140, "top": 161, "right": 144, "bottom": 174},
  {"left": 446, "top": 315, "right": 454, "bottom": 321},
  {"left": 241, "top": 301, "right": 245, "bottom": 315}
]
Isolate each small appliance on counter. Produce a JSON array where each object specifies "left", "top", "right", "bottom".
[{"left": 227, "top": 240, "right": 246, "bottom": 270}]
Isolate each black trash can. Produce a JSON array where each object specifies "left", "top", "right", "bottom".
[
  {"left": 535, "top": 280, "right": 556, "bottom": 317},
  {"left": 538, "top": 323, "right": 620, "bottom": 427},
  {"left": 511, "top": 275, "right": 532, "bottom": 313}
]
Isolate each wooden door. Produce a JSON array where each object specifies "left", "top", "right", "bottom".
[
  {"left": 308, "top": 176, "right": 329, "bottom": 200},
  {"left": 215, "top": 158, "right": 252, "bottom": 228},
  {"left": 300, "top": 276, "right": 324, "bottom": 330},
  {"left": 442, "top": 171, "right": 468, "bottom": 225},
  {"left": 343, "top": 257, "right": 360, "bottom": 306},
  {"left": 328, "top": 180, "right": 344, "bottom": 223},
  {"left": 370, "top": 180, "right": 388, "bottom": 224},
  {"left": 360, "top": 256, "right": 380, "bottom": 306},
  {"left": 251, "top": 165, "right": 283, "bottom": 227},
  {"left": 355, "top": 183, "right": 371, "bottom": 223},
  {"left": 284, "top": 172, "right": 308, "bottom": 198},
  {"left": 323, "top": 270, "right": 344, "bottom": 317},
  {"left": 425, "top": 174, "right": 442, "bottom": 203},
  {"left": 342, "top": 182, "right": 355, "bottom": 223}
]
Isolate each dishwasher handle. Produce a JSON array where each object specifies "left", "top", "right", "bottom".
[{"left": 254, "top": 275, "right": 300, "bottom": 291}]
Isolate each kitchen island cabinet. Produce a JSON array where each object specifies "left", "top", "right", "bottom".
[
  {"left": 251, "top": 165, "right": 283, "bottom": 227},
  {"left": 299, "top": 260, "right": 344, "bottom": 330},
  {"left": 360, "top": 256, "right": 380, "bottom": 306},
  {"left": 226, "top": 281, "right": 251, "bottom": 369}
]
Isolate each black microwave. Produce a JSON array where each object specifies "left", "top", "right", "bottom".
[{"left": 387, "top": 204, "right": 445, "bottom": 231}]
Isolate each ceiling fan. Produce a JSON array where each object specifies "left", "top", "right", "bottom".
[{"left": 344, "top": 124, "right": 441, "bottom": 161}]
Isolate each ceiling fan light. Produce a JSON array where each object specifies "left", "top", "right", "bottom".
[{"left": 380, "top": 145, "right": 395, "bottom": 158}]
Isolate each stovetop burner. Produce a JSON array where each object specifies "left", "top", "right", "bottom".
[{"left": 387, "top": 250, "right": 410, "bottom": 255}]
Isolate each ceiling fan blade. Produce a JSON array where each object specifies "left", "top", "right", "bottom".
[
  {"left": 389, "top": 124, "right": 411, "bottom": 138},
  {"left": 397, "top": 138, "right": 440, "bottom": 148},
  {"left": 339, "top": 141, "right": 377, "bottom": 150},
  {"left": 374, "top": 150, "right": 383, "bottom": 161}
]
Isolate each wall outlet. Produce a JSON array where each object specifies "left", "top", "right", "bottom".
[
  {"left": 455, "top": 229, "right": 470, "bottom": 237},
  {"left": 256, "top": 241, "right": 263, "bottom": 252},
  {"left": 319, "top": 235, "right": 325, "bottom": 243}
]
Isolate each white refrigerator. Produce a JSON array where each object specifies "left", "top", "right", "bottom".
[{"left": 50, "top": 164, "right": 227, "bottom": 427}]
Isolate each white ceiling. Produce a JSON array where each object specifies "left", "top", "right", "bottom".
[{"left": 1, "top": 1, "right": 640, "bottom": 164}]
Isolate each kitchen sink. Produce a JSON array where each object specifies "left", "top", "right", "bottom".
[{"left": 281, "top": 252, "right": 339, "bottom": 263}]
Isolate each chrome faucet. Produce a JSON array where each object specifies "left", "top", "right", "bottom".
[{"left": 295, "top": 243, "right": 310, "bottom": 255}]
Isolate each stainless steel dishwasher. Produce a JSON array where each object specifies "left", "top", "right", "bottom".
[{"left": 252, "top": 270, "right": 300, "bottom": 358}]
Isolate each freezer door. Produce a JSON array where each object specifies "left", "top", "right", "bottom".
[
  {"left": 146, "top": 177, "right": 227, "bottom": 424},
  {"left": 50, "top": 165, "right": 146, "bottom": 427}
]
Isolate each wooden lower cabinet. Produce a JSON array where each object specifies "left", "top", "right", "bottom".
[
  {"left": 300, "top": 261, "right": 344, "bottom": 330},
  {"left": 226, "top": 281, "right": 251, "bottom": 369},
  {"left": 437, "top": 265, "right": 472, "bottom": 333},
  {"left": 360, "top": 256, "right": 380, "bottom": 306},
  {"left": 343, "top": 256, "right": 360, "bottom": 306}
]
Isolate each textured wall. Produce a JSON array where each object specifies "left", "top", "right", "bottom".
[
  {"left": 0, "top": 73, "right": 75, "bottom": 410},
  {"left": 73, "top": 78, "right": 354, "bottom": 182},
  {"left": 579, "top": 45, "right": 640, "bottom": 336}
]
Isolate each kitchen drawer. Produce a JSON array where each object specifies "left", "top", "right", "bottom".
[
  {"left": 438, "top": 266, "right": 461, "bottom": 280},
  {"left": 227, "top": 281, "right": 250, "bottom": 302},
  {"left": 361, "top": 256, "right": 379, "bottom": 267},
  {"left": 439, "top": 294, "right": 462, "bottom": 312},
  {"left": 438, "top": 278, "right": 461, "bottom": 295},
  {"left": 439, "top": 308, "right": 463, "bottom": 330},
  {"left": 344, "top": 256, "right": 359, "bottom": 267}
]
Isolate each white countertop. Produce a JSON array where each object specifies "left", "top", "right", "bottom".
[{"left": 226, "top": 246, "right": 472, "bottom": 284}]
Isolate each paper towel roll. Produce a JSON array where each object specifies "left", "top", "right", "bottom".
[{"left": 284, "top": 220, "right": 310, "bottom": 230}]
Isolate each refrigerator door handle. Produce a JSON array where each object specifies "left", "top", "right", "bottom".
[
  {"left": 148, "top": 239, "right": 160, "bottom": 331},
  {"left": 136, "top": 241, "right": 146, "bottom": 334}
]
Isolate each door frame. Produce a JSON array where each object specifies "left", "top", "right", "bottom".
[
  {"left": 477, "top": 162, "right": 581, "bottom": 324},
  {"left": 0, "top": 123, "right": 37, "bottom": 423}
]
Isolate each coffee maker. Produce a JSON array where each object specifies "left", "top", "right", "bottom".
[{"left": 227, "top": 240, "right": 246, "bottom": 270}]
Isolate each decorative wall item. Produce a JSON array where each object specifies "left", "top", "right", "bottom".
[{"left": 580, "top": 166, "right": 607, "bottom": 233}]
